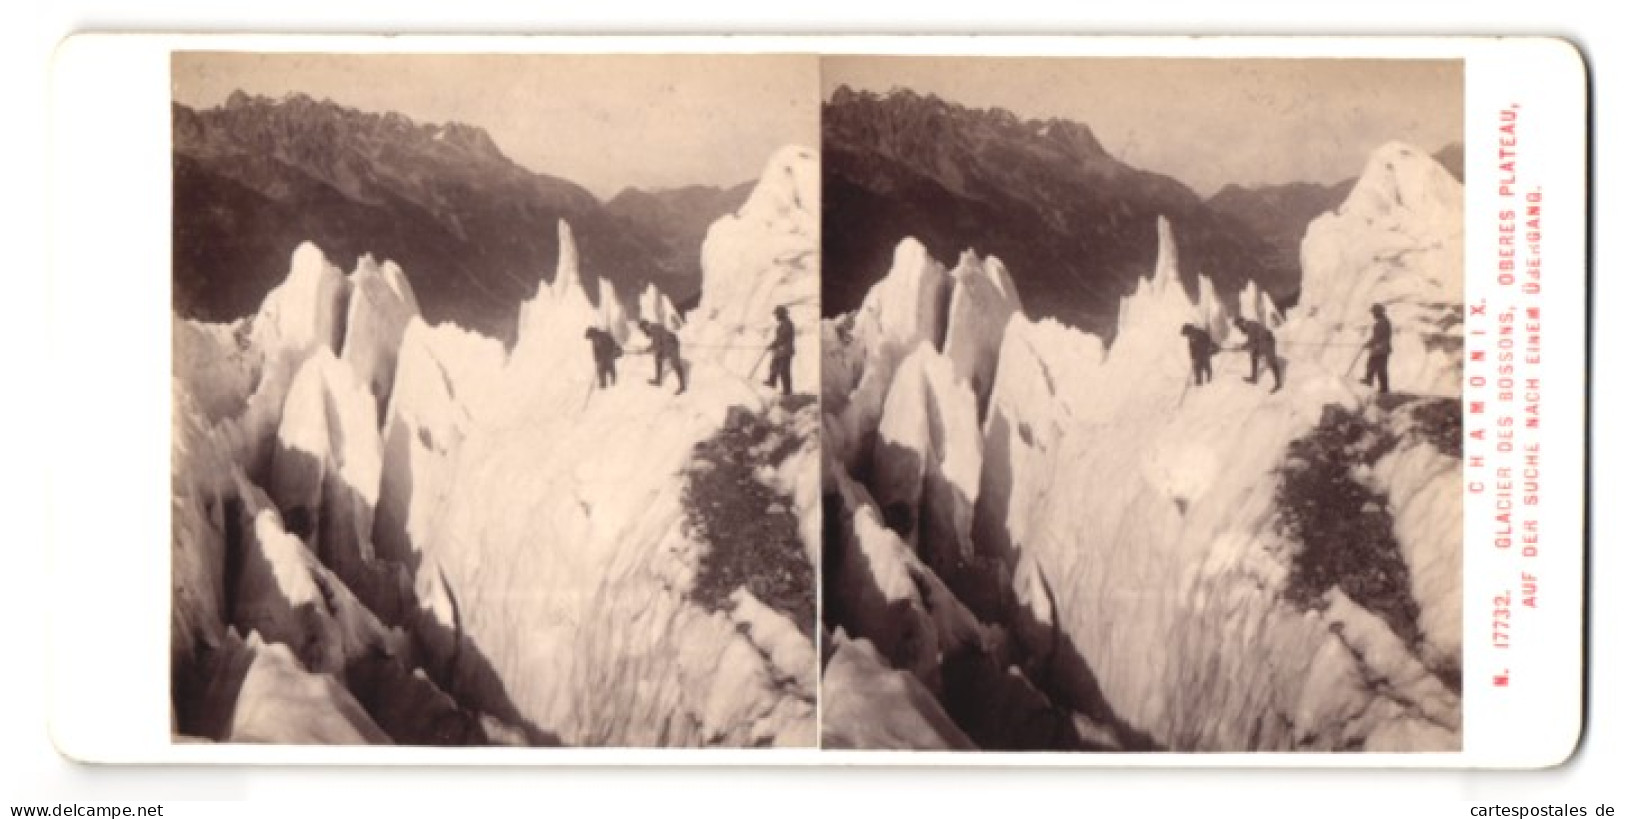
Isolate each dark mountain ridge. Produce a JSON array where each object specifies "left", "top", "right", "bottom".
[
  {"left": 604, "top": 181, "right": 755, "bottom": 310},
  {"left": 174, "top": 92, "right": 721, "bottom": 344}
]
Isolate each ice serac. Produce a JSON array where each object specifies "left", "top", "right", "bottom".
[
  {"left": 871, "top": 343, "right": 984, "bottom": 569},
  {"left": 216, "top": 472, "right": 494, "bottom": 744},
  {"left": 942, "top": 251, "right": 1021, "bottom": 417},
  {"left": 176, "top": 243, "right": 361, "bottom": 486},
  {"left": 689, "top": 145, "right": 820, "bottom": 392},
  {"left": 822, "top": 237, "right": 951, "bottom": 470},
  {"left": 232, "top": 497, "right": 349, "bottom": 678},
  {"left": 227, "top": 633, "right": 393, "bottom": 745},
  {"left": 1114, "top": 216, "right": 1205, "bottom": 361},
  {"left": 821, "top": 632, "right": 977, "bottom": 750},
  {"left": 251, "top": 242, "right": 352, "bottom": 360},
  {"left": 503, "top": 220, "right": 607, "bottom": 422},
  {"left": 340, "top": 254, "right": 421, "bottom": 422},
  {"left": 855, "top": 238, "right": 950, "bottom": 360},
  {"left": 170, "top": 381, "right": 235, "bottom": 693},
  {"left": 270, "top": 353, "right": 378, "bottom": 567},
  {"left": 374, "top": 318, "right": 506, "bottom": 566},
  {"left": 825, "top": 460, "right": 986, "bottom": 697},
  {"left": 269, "top": 350, "right": 413, "bottom": 623},
  {"left": 1194, "top": 273, "right": 1231, "bottom": 343},
  {"left": 1151, "top": 212, "right": 1180, "bottom": 288},
  {"left": 638, "top": 282, "right": 681, "bottom": 332},
  {"left": 1238, "top": 279, "right": 1284, "bottom": 328},
  {"left": 552, "top": 218, "right": 586, "bottom": 303},
  {"left": 175, "top": 237, "right": 545, "bottom": 746},
  {"left": 1294, "top": 142, "right": 1464, "bottom": 395},
  {"left": 513, "top": 219, "right": 596, "bottom": 368},
  {"left": 824, "top": 447, "right": 1106, "bottom": 750},
  {"left": 171, "top": 247, "right": 370, "bottom": 735},
  {"left": 176, "top": 243, "right": 357, "bottom": 483},
  {"left": 174, "top": 317, "right": 260, "bottom": 425},
  {"left": 597, "top": 277, "right": 633, "bottom": 346},
  {"left": 973, "top": 315, "right": 1104, "bottom": 564},
  {"left": 175, "top": 243, "right": 387, "bottom": 717}
]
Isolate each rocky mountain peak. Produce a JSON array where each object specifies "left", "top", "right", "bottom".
[
  {"left": 1033, "top": 117, "right": 1107, "bottom": 159},
  {"left": 828, "top": 85, "right": 1107, "bottom": 157},
  {"left": 179, "top": 91, "right": 512, "bottom": 170}
]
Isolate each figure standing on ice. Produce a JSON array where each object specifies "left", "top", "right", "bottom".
[
  {"left": 1180, "top": 323, "right": 1217, "bottom": 386},
  {"left": 1361, "top": 303, "right": 1393, "bottom": 394},
  {"left": 584, "top": 327, "right": 621, "bottom": 388},
  {"left": 1232, "top": 316, "right": 1282, "bottom": 392},
  {"left": 764, "top": 305, "right": 796, "bottom": 396},
  {"left": 639, "top": 319, "right": 687, "bottom": 395}
]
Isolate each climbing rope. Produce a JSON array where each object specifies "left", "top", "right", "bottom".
[
  {"left": 1274, "top": 340, "right": 1369, "bottom": 349},
  {"left": 682, "top": 342, "right": 776, "bottom": 351}
]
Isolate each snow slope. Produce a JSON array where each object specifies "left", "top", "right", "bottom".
[{"left": 822, "top": 142, "right": 1463, "bottom": 751}]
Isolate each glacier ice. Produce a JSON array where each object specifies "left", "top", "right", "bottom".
[
  {"left": 172, "top": 147, "right": 822, "bottom": 747},
  {"left": 823, "top": 141, "right": 1465, "bottom": 752}
]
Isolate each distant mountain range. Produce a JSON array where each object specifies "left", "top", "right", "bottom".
[
  {"left": 176, "top": 90, "right": 1462, "bottom": 344},
  {"left": 605, "top": 182, "right": 754, "bottom": 310},
  {"left": 1202, "top": 180, "right": 1355, "bottom": 311},
  {"left": 824, "top": 86, "right": 1462, "bottom": 335},
  {"left": 173, "top": 92, "right": 746, "bottom": 343}
]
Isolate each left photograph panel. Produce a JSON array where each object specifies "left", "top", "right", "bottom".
[{"left": 169, "top": 52, "right": 821, "bottom": 748}]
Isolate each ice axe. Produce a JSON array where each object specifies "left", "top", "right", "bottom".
[
  {"left": 1174, "top": 370, "right": 1192, "bottom": 410},
  {"left": 1344, "top": 345, "right": 1367, "bottom": 379},
  {"left": 579, "top": 373, "right": 597, "bottom": 413},
  {"left": 744, "top": 324, "right": 775, "bottom": 381},
  {"left": 747, "top": 344, "right": 771, "bottom": 381}
]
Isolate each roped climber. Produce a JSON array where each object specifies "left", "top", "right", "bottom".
[
  {"left": 583, "top": 326, "right": 621, "bottom": 388},
  {"left": 1180, "top": 323, "right": 1217, "bottom": 386},
  {"left": 638, "top": 319, "right": 687, "bottom": 395},
  {"left": 1361, "top": 303, "right": 1393, "bottom": 394},
  {"left": 1232, "top": 316, "right": 1283, "bottom": 393},
  {"left": 764, "top": 305, "right": 795, "bottom": 396}
]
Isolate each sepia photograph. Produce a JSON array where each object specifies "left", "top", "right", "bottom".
[
  {"left": 818, "top": 57, "right": 1466, "bottom": 751},
  {"left": 168, "top": 52, "right": 821, "bottom": 748}
]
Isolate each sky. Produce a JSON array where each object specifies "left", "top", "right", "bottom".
[
  {"left": 824, "top": 57, "right": 1463, "bottom": 196},
  {"left": 173, "top": 52, "right": 820, "bottom": 200},
  {"left": 171, "top": 54, "right": 1459, "bottom": 200}
]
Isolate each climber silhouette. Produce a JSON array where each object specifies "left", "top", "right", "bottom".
[
  {"left": 638, "top": 319, "right": 687, "bottom": 395},
  {"left": 764, "top": 305, "right": 795, "bottom": 396},
  {"left": 1232, "top": 317, "right": 1283, "bottom": 392},
  {"left": 584, "top": 327, "right": 620, "bottom": 388},
  {"left": 1361, "top": 303, "right": 1393, "bottom": 394},
  {"left": 1179, "top": 323, "right": 1217, "bottom": 386}
]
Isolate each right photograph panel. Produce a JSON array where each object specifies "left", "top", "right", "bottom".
[{"left": 819, "top": 56, "right": 1465, "bottom": 752}]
